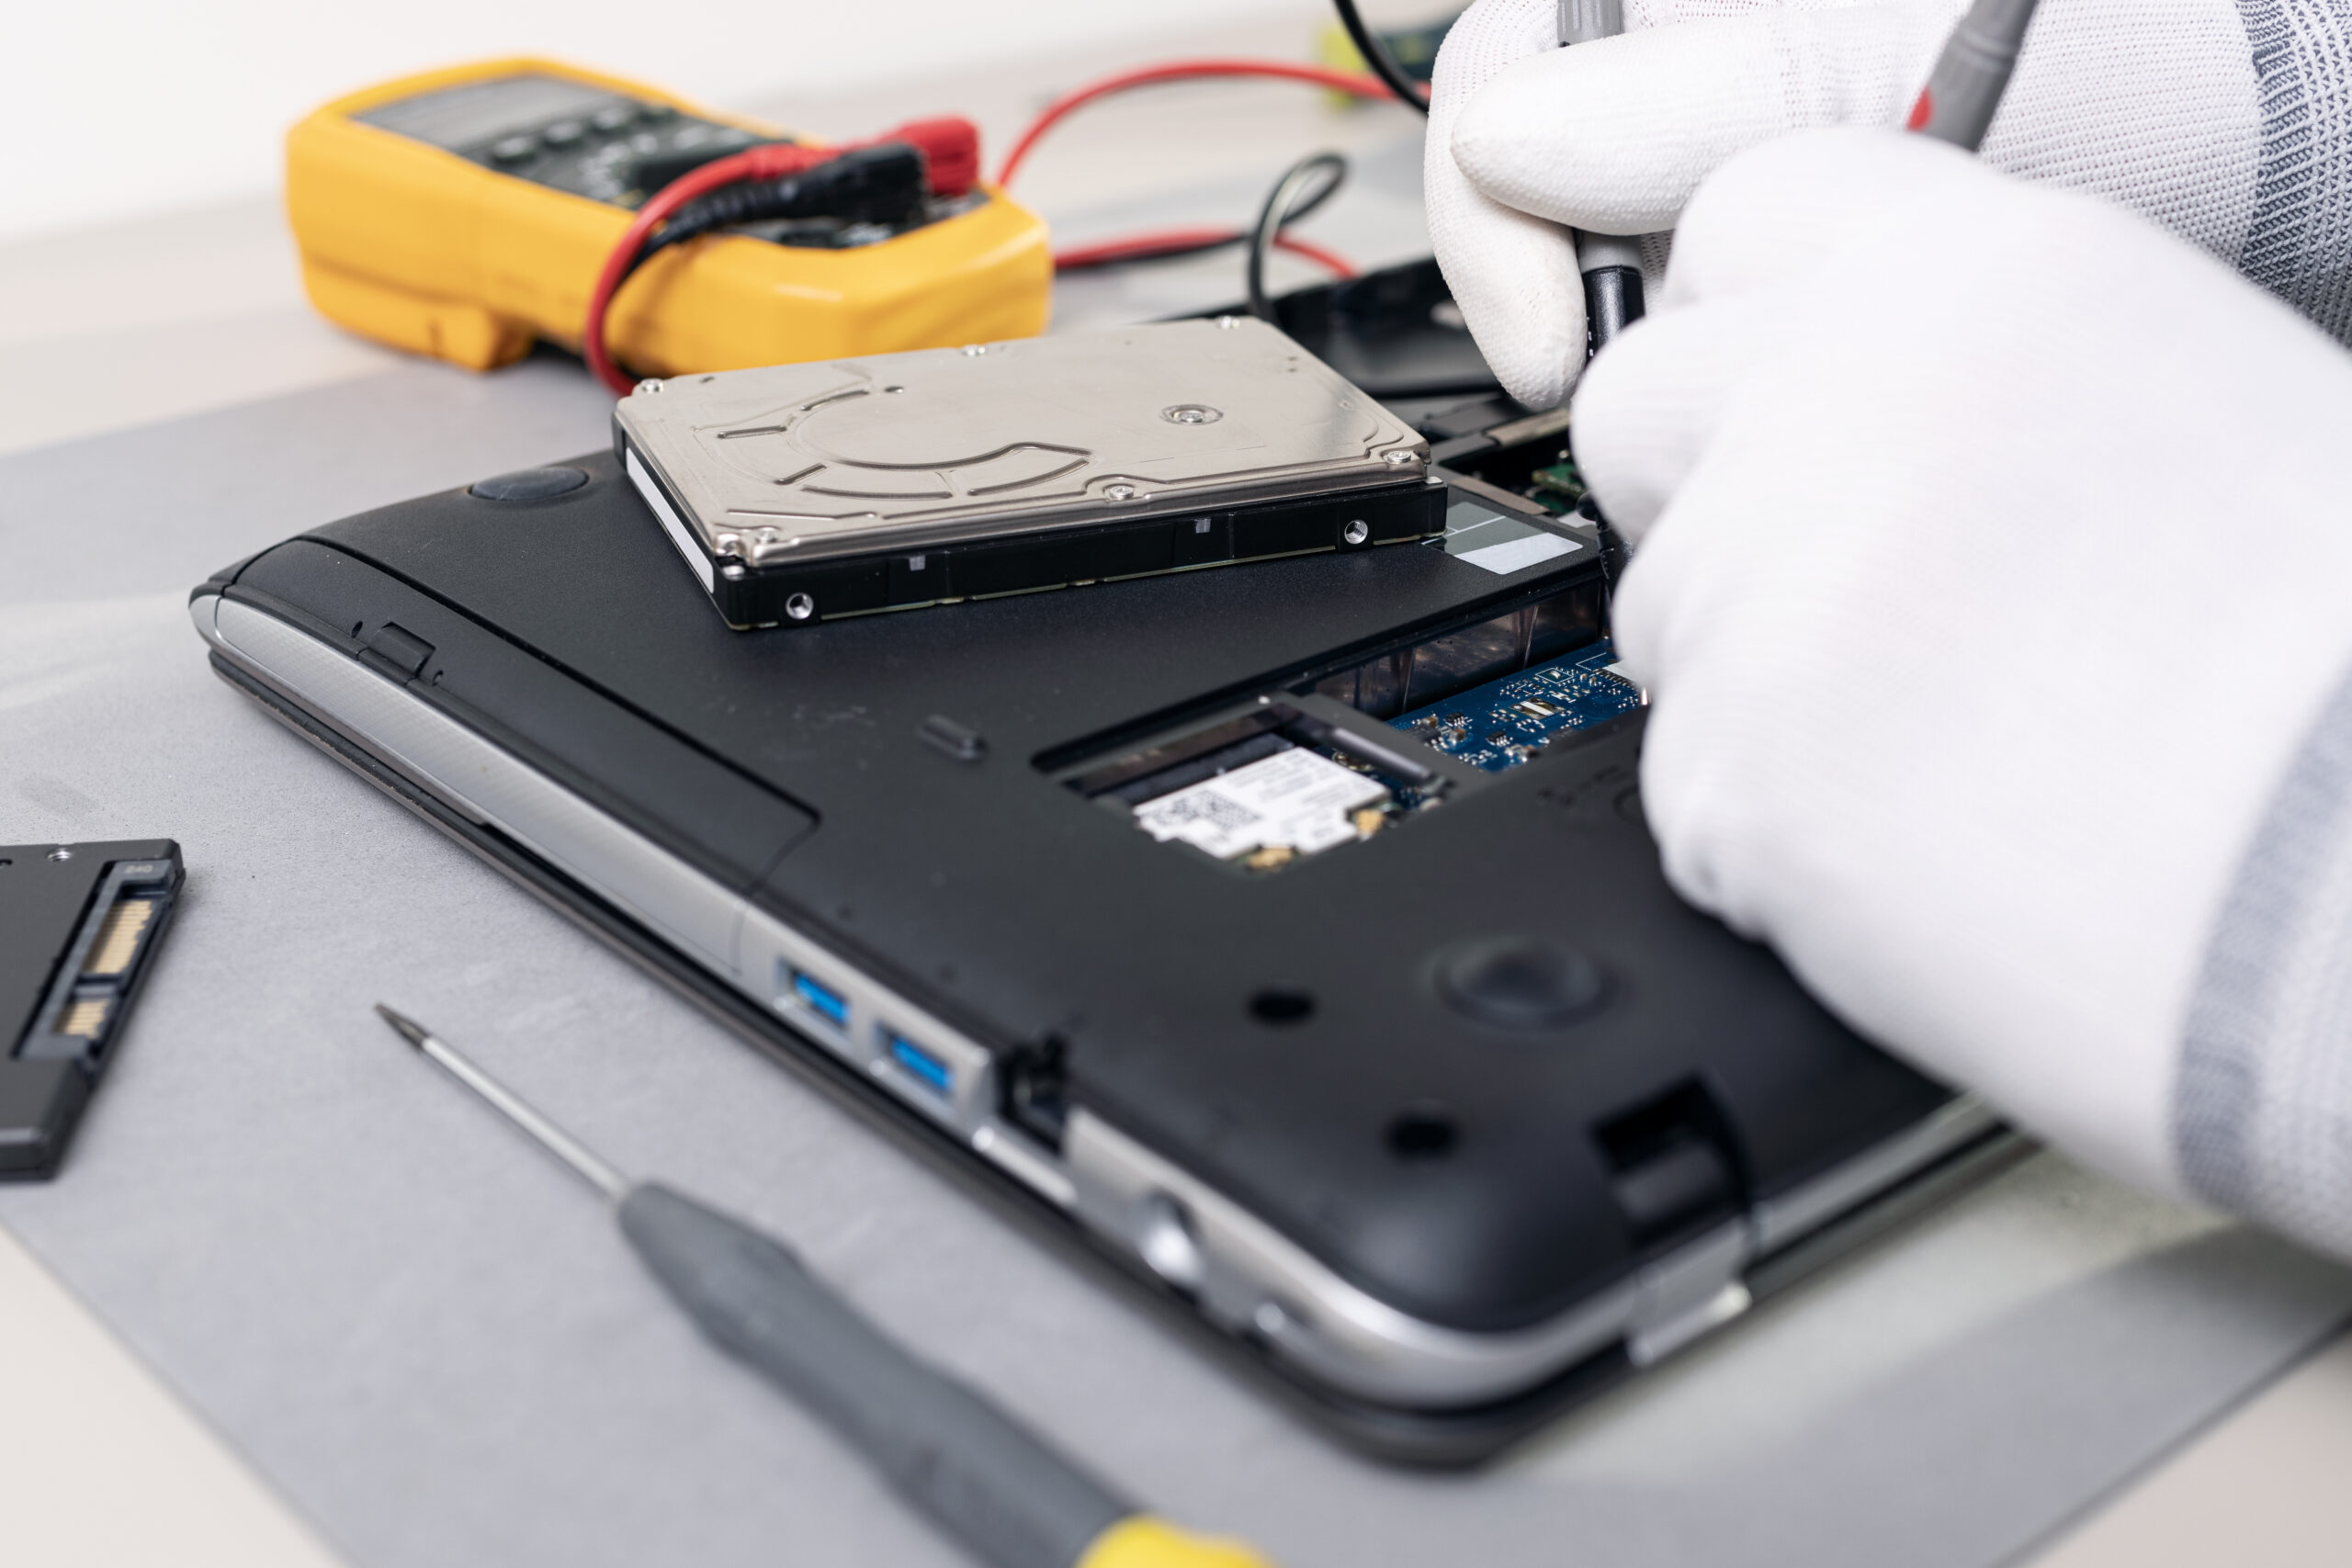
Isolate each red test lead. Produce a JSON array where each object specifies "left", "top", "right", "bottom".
[
  {"left": 1907, "top": 0, "right": 2041, "bottom": 151},
  {"left": 584, "top": 118, "right": 981, "bottom": 394}
]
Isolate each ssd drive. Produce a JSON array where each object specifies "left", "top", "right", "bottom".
[
  {"left": 0, "top": 841, "right": 182, "bottom": 1179},
  {"left": 614, "top": 317, "right": 1445, "bottom": 628}
]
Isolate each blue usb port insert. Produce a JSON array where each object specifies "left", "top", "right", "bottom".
[
  {"left": 886, "top": 1033, "right": 954, "bottom": 1098},
  {"left": 786, "top": 968, "right": 850, "bottom": 1030}
]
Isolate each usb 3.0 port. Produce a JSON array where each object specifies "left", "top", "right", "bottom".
[
  {"left": 886, "top": 1033, "right": 954, "bottom": 1098},
  {"left": 786, "top": 969, "right": 849, "bottom": 1030}
]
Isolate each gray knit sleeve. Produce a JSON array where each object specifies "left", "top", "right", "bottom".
[
  {"left": 2175, "top": 658, "right": 2352, "bottom": 1255},
  {"left": 2235, "top": 0, "right": 2352, "bottom": 336}
]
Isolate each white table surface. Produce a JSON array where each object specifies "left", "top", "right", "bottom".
[{"left": 5, "top": 11, "right": 2351, "bottom": 1564}]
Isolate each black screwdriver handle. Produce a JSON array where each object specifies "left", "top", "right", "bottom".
[{"left": 618, "top": 1183, "right": 1133, "bottom": 1568}]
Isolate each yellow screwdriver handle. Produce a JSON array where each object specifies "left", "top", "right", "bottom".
[{"left": 1079, "top": 1515, "right": 1282, "bottom": 1568}]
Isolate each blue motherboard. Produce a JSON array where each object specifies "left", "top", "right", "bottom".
[{"left": 1390, "top": 639, "right": 1644, "bottom": 773}]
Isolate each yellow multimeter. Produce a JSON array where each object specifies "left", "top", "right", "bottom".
[{"left": 285, "top": 59, "right": 1052, "bottom": 377}]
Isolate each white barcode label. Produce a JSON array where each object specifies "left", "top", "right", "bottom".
[{"left": 1133, "top": 749, "right": 1388, "bottom": 861}]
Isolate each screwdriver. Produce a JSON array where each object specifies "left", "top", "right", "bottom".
[{"left": 374, "top": 1004, "right": 1274, "bottom": 1568}]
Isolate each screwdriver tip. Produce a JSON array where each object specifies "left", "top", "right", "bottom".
[{"left": 374, "top": 1003, "right": 431, "bottom": 1049}]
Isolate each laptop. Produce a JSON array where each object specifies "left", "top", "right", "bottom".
[{"left": 187, "top": 340, "right": 2010, "bottom": 1464}]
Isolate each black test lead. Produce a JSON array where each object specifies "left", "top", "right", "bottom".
[
  {"left": 370, "top": 1004, "right": 1275, "bottom": 1568},
  {"left": 1556, "top": 0, "right": 1646, "bottom": 361},
  {"left": 1561, "top": 0, "right": 2041, "bottom": 372}
]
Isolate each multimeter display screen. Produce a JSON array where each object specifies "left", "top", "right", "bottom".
[{"left": 355, "top": 73, "right": 780, "bottom": 209}]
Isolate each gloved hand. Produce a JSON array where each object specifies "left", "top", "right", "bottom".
[
  {"left": 1579, "top": 128, "right": 2352, "bottom": 1255},
  {"left": 1427, "top": 0, "right": 2352, "bottom": 410}
]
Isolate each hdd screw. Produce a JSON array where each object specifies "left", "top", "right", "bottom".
[
  {"left": 715, "top": 533, "right": 744, "bottom": 556},
  {"left": 961, "top": 344, "right": 989, "bottom": 356},
  {"left": 635, "top": 379, "right": 663, "bottom": 394},
  {"left": 1162, "top": 404, "right": 1222, "bottom": 425},
  {"left": 1383, "top": 449, "right": 1419, "bottom": 467},
  {"left": 785, "top": 593, "right": 817, "bottom": 622},
  {"left": 1342, "top": 520, "right": 1371, "bottom": 545},
  {"left": 1103, "top": 484, "right": 1140, "bottom": 502},
  {"left": 1215, "top": 316, "right": 1240, "bottom": 329},
  {"left": 48, "top": 847, "right": 73, "bottom": 862}
]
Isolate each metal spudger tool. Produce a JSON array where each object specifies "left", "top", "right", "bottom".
[
  {"left": 1558, "top": 0, "right": 1645, "bottom": 360},
  {"left": 1906, "top": 0, "right": 2041, "bottom": 150},
  {"left": 373, "top": 1005, "right": 1273, "bottom": 1568}
]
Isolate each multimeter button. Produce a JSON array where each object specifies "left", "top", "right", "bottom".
[
  {"left": 470, "top": 467, "right": 589, "bottom": 502},
  {"left": 639, "top": 101, "right": 676, "bottom": 120},
  {"left": 541, "top": 118, "right": 586, "bottom": 148},
  {"left": 592, "top": 104, "right": 637, "bottom": 132},
  {"left": 490, "top": 134, "right": 537, "bottom": 164}
]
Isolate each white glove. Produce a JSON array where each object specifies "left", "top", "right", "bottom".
[
  {"left": 1578, "top": 128, "right": 2352, "bottom": 1257},
  {"left": 1427, "top": 0, "right": 2352, "bottom": 410}
]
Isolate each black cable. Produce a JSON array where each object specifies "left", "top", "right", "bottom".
[
  {"left": 1247, "top": 152, "right": 1349, "bottom": 322},
  {"left": 1332, "top": 0, "right": 1431, "bottom": 115},
  {"left": 1056, "top": 168, "right": 1352, "bottom": 274},
  {"left": 1251, "top": 157, "right": 1345, "bottom": 229}
]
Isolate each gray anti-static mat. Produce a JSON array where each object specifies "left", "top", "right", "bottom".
[{"left": 2, "top": 354, "right": 2349, "bottom": 1568}]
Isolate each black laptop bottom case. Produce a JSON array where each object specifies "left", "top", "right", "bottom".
[{"left": 193, "top": 450, "right": 2014, "bottom": 1463}]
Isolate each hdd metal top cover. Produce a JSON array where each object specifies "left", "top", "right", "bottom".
[{"left": 614, "top": 317, "right": 1430, "bottom": 568}]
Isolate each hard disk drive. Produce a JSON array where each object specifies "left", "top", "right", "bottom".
[{"left": 615, "top": 317, "right": 1446, "bottom": 628}]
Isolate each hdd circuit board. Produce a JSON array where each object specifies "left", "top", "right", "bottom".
[{"left": 1392, "top": 639, "right": 1643, "bottom": 773}]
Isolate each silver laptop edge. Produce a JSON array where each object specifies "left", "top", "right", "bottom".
[{"left": 192, "top": 591, "right": 2000, "bottom": 1409}]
